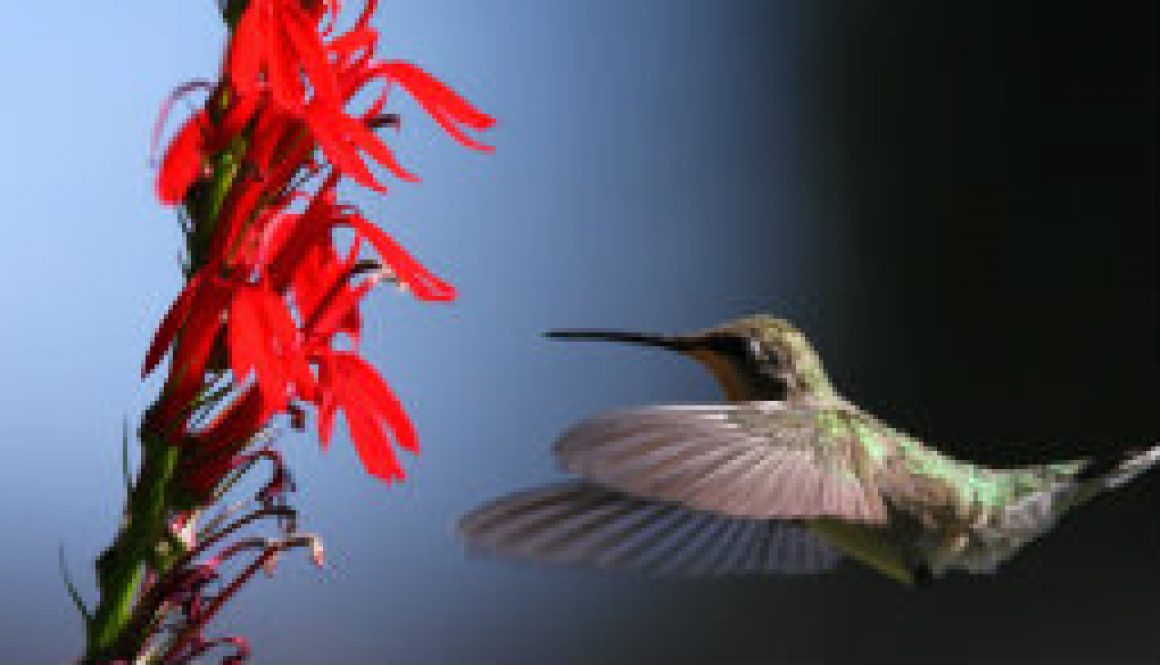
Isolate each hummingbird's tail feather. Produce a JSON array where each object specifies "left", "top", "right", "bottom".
[
  {"left": 458, "top": 481, "right": 841, "bottom": 576},
  {"left": 1094, "top": 444, "right": 1160, "bottom": 490}
]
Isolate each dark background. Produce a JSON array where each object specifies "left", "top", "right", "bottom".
[
  {"left": 0, "top": 0, "right": 1153, "bottom": 661},
  {"left": 633, "top": 1, "right": 1159, "bottom": 662}
]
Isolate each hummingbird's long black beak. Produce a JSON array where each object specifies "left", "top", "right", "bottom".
[{"left": 544, "top": 329, "right": 694, "bottom": 352}]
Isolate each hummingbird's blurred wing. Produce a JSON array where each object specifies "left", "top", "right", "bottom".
[
  {"left": 554, "top": 403, "right": 886, "bottom": 523},
  {"left": 459, "top": 481, "right": 841, "bottom": 575}
]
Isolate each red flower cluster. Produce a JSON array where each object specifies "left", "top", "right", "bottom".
[{"left": 147, "top": 0, "right": 492, "bottom": 492}]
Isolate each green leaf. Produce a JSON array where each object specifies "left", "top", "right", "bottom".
[
  {"left": 59, "top": 545, "right": 93, "bottom": 625},
  {"left": 121, "top": 419, "right": 133, "bottom": 499}
]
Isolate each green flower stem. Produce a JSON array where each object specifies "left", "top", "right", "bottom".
[
  {"left": 187, "top": 131, "right": 247, "bottom": 274},
  {"left": 83, "top": 6, "right": 250, "bottom": 660},
  {"left": 84, "top": 430, "right": 181, "bottom": 662}
]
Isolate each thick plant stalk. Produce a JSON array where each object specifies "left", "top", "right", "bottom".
[
  {"left": 86, "top": 9, "right": 248, "bottom": 648},
  {"left": 85, "top": 85, "right": 246, "bottom": 660},
  {"left": 87, "top": 432, "right": 181, "bottom": 661}
]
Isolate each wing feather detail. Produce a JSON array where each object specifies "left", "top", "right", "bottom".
[
  {"left": 554, "top": 403, "right": 887, "bottom": 524},
  {"left": 459, "top": 482, "right": 841, "bottom": 576}
]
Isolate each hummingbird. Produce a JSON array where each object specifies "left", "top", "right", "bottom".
[{"left": 459, "top": 314, "right": 1160, "bottom": 585}]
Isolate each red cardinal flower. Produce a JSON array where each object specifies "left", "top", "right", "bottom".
[
  {"left": 146, "top": 171, "right": 453, "bottom": 481},
  {"left": 88, "top": 2, "right": 491, "bottom": 660},
  {"left": 146, "top": 0, "right": 490, "bottom": 483},
  {"left": 158, "top": 0, "right": 495, "bottom": 204}
]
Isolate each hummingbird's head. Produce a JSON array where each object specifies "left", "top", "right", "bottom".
[{"left": 546, "top": 314, "right": 835, "bottom": 402}]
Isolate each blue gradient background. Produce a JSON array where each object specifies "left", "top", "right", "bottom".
[{"left": 0, "top": 1, "right": 1155, "bottom": 662}]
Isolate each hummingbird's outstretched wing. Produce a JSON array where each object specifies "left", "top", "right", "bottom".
[
  {"left": 554, "top": 403, "right": 887, "bottom": 524},
  {"left": 459, "top": 481, "right": 841, "bottom": 576}
]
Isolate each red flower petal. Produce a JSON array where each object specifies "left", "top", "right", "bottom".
[
  {"left": 378, "top": 61, "right": 495, "bottom": 151},
  {"left": 279, "top": 1, "right": 340, "bottom": 105},
  {"left": 157, "top": 110, "right": 208, "bottom": 205},
  {"left": 264, "top": 173, "right": 341, "bottom": 289},
  {"left": 154, "top": 278, "right": 232, "bottom": 430},
  {"left": 227, "top": 0, "right": 341, "bottom": 113},
  {"left": 226, "top": 1, "right": 265, "bottom": 98},
  {"left": 229, "top": 286, "right": 284, "bottom": 416},
  {"left": 316, "top": 356, "right": 338, "bottom": 449},
  {"left": 340, "top": 112, "right": 421, "bottom": 182},
  {"left": 343, "top": 355, "right": 418, "bottom": 454},
  {"left": 352, "top": 0, "right": 379, "bottom": 34},
  {"left": 267, "top": 15, "right": 306, "bottom": 110},
  {"left": 304, "top": 102, "right": 389, "bottom": 192},
  {"left": 308, "top": 276, "right": 373, "bottom": 344},
  {"left": 254, "top": 283, "right": 316, "bottom": 401},
  {"left": 206, "top": 177, "right": 266, "bottom": 263},
  {"left": 327, "top": 25, "right": 377, "bottom": 70},
  {"left": 143, "top": 271, "right": 204, "bottom": 377},
  {"left": 343, "top": 404, "right": 404, "bottom": 481},
  {"left": 347, "top": 215, "right": 457, "bottom": 301},
  {"left": 325, "top": 351, "right": 417, "bottom": 482}
]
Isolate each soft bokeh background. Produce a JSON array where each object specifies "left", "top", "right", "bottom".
[{"left": 0, "top": 0, "right": 1155, "bottom": 661}]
